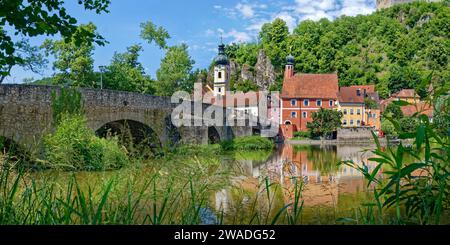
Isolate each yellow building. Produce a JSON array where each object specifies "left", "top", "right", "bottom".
[
  {"left": 365, "top": 109, "right": 381, "bottom": 131},
  {"left": 337, "top": 87, "right": 366, "bottom": 127},
  {"left": 336, "top": 86, "right": 381, "bottom": 131},
  {"left": 392, "top": 89, "right": 420, "bottom": 104}
]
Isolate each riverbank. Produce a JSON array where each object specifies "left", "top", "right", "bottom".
[{"left": 286, "top": 138, "right": 406, "bottom": 146}]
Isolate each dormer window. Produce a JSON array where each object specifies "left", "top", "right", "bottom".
[{"left": 357, "top": 89, "right": 361, "bottom": 96}]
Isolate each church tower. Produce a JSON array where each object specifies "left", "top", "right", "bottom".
[{"left": 213, "top": 42, "right": 230, "bottom": 97}]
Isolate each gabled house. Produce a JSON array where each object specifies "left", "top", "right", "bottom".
[{"left": 280, "top": 55, "right": 339, "bottom": 138}]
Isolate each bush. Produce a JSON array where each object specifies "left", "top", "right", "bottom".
[
  {"left": 381, "top": 119, "right": 398, "bottom": 138},
  {"left": 43, "top": 114, "right": 128, "bottom": 171},
  {"left": 220, "top": 136, "right": 274, "bottom": 151},
  {"left": 293, "top": 131, "right": 311, "bottom": 139}
]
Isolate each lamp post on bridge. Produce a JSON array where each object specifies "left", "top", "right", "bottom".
[{"left": 99, "top": 65, "right": 106, "bottom": 90}]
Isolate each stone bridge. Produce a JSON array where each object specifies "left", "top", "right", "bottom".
[{"left": 0, "top": 85, "right": 256, "bottom": 150}]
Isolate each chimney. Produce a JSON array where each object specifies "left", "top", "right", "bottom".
[{"left": 284, "top": 55, "right": 295, "bottom": 81}]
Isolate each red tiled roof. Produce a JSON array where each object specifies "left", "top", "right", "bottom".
[
  {"left": 349, "top": 85, "right": 376, "bottom": 93},
  {"left": 401, "top": 102, "right": 433, "bottom": 117},
  {"left": 393, "top": 89, "right": 417, "bottom": 98},
  {"left": 281, "top": 73, "right": 339, "bottom": 99},
  {"left": 337, "top": 87, "right": 366, "bottom": 103}
]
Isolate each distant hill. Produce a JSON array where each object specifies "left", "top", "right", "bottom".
[{"left": 214, "top": 1, "right": 449, "bottom": 98}]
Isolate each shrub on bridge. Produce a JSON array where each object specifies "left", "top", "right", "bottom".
[{"left": 43, "top": 114, "right": 128, "bottom": 171}]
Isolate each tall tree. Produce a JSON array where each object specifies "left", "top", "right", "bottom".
[
  {"left": 104, "top": 44, "right": 154, "bottom": 93},
  {"left": 0, "top": 39, "right": 48, "bottom": 84},
  {"left": 155, "top": 44, "right": 194, "bottom": 96},
  {"left": 140, "top": 21, "right": 171, "bottom": 50},
  {"left": 0, "top": 0, "right": 109, "bottom": 79},
  {"left": 42, "top": 23, "right": 98, "bottom": 87},
  {"left": 259, "top": 18, "right": 289, "bottom": 70}
]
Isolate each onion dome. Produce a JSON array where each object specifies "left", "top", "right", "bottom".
[
  {"left": 215, "top": 44, "right": 229, "bottom": 66},
  {"left": 286, "top": 54, "right": 295, "bottom": 65}
]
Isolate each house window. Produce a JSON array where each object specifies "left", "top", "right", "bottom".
[
  {"left": 350, "top": 120, "right": 354, "bottom": 125},
  {"left": 302, "top": 112, "right": 307, "bottom": 118},
  {"left": 218, "top": 87, "right": 221, "bottom": 93},
  {"left": 357, "top": 89, "right": 361, "bottom": 96},
  {"left": 329, "top": 100, "right": 333, "bottom": 107},
  {"left": 357, "top": 120, "right": 361, "bottom": 126},
  {"left": 343, "top": 109, "right": 347, "bottom": 115},
  {"left": 357, "top": 109, "right": 361, "bottom": 115},
  {"left": 291, "top": 99, "right": 297, "bottom": 106},
  {"left": 373, "top": 113, "right": 377, "bottom": 118},
  {"left": 350, "top": 109, "right": 354, "bottom": 115},
  {"left": 343, "top": 120, "right": 347, "bottom": 126},
  {"left": 218, "top": 72, "right": 222, "bottom": 79},
  {"left": 317, "top": 99, "right": 322, "bottom": 107},
  {"left": 304, "top": 99, "right": 309, "bottom": 106},
  {"left": 291, "top": 112, "right": 297, "bottom": 118}
]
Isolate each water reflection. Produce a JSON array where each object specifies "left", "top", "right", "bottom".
[{"left": 216, "top": 144, "right": 381, "bottom": 216}]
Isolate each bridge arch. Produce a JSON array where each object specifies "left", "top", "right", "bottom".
[
  {"left": 95, "top": 119, "right": 162, "bottom": 155},
  {"left": 208, "top": 126, "right": 221, "bottom": 144}
]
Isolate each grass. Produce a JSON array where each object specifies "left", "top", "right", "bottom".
[{"left": 220, "top": 136, "right": 275, "bottom": 151}]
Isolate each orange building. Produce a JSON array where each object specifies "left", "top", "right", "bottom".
[{"left": 280, "top": 56, "right": 339, "bottom": 137}]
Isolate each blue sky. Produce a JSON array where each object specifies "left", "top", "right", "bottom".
[{"left": 6, "top": 0, "right": 376, "bottom": 84}]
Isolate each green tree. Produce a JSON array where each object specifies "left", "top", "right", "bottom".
[
  {"left": 103, "top": 44, "right": 154, "bottom": 93},
  {"left": 0, "top": 0, "right": 109, "bottom": 79},
  {"left": 155, "top": 44, "right": 195, "bottom": 96},
  {"left": 140, "top": 21, "right": 171, "bottom": 50},
  {"left": 234, "top": 79, "right": 259, "bottom": 93},
  {"left": 259, "top": 18, "right": 289, "bottom": 70},
  {"left": 0, "top": 39, "right": 48, "bottom": 84},
  {"left": 42, "top": 23, "right": 99, "bottom": 87},
  {"left": 307, "top": 108, "right": 343, "bottom": 139},
  {"left": 384, "top": 103, "right": 404, "bottom": 119}
]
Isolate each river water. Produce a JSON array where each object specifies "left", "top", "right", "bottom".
[{"left": 214, "top": 143, "right": 380, "bottom": 224}]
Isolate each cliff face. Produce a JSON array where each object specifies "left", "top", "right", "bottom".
[
  {"left": 377, "top": 0, "right": 442, "bottom": 9},
  {"left": 207, "top": 49, "right": 277, "bottom": 91}
]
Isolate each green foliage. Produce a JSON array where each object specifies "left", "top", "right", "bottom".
[
  {"left": 0, "top": 0, "right": 109, "bottom": 79},
  {"left": 399, "top": 117, "right": 420, "bottom": 134},
  {"left": 293, "top": 131, "right": 311, "bottom": 139},
  {"left": 225, "top": 43, "right": 259, "bottom": 66},
  {"left": 307, "top": 108, "right": 343, "bottom": 138},
  {"left": 260, "top": 18, "right": 290, "bottom": 70},
  {"left": 155, "top": 44, "right": 195, "bottom": 96},
  {"left": 140, "top": 21, "right": 171, "bottom": 50},
  {"left": 433, "top": 95, "right": 450, "bottom": 136},
  {"left": 234, "top": 79, "right": 259, "bottom": 92},
  {"left": 381, "top": 119, "right": 398, "bottom": 138},
  {"left": 103, "top": 44, "right": 155, "bottom": 93},
  {"left": 43, "top": 114, "right": 128, "bottom": 171},
  {"left": 220, "top": 136, "right": 274, "bottom": 151},
  {"left": 383, "top": 103, "right": 404, "bottom": 118},
  {"left": 364, "top": 97, "right": 379, "bottom": 109},
  {"left": 0, "top": 39, "right": 48, "bottom": 84},
  {"left": 222, "top": 2, "right": 449, "bottom": 98},
  {"left": 42, "top": 23, "right": 100, "bottom": 87},
  {"left": 51, "top": 87, "right": 84, "bottom": 125}
]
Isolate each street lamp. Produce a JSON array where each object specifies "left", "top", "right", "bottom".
[{"left": 99, "top": 65, "right": 106, "bottom": 89}]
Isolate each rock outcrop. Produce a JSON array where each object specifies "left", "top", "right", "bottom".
[
  {"left": 205, "top": 49, "right": 277, "bottom": 91},
  {"left": 254, "top": 49, "right": 276, "bottom": 91}
]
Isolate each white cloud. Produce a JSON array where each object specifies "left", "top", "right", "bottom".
[
  {"left": 222, "top": 29, "right": 253, "bottom": 43},
  {"left": 211, "top": 0, "right": 376, "bottom": 40},
  {"left": 205, "top": 29, "right": 215, "bottom": 37},
  {"left": 213, "top": 5, "right": 222, "bottom": 10},
  {"left": 273, "top": 12, "right": 297, "bottom": 32},
  {"left": 236, "top": 3, "right": 255, "bottom": 18}
]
